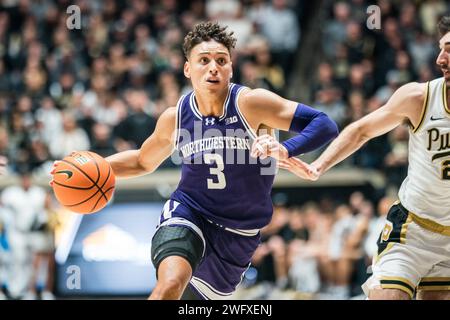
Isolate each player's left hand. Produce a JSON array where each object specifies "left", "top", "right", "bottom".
[
  {"left": 0, "top": 156, "right": 7, "bottom": 175},
  {"left": 49, "top": 151, "right": 77, "bottom": 186},
  {"left": 49, "top": 160, "right": 62, "bottom": 187},
  {"left": 277, "top": 157, "right": 320, "bottom": 181},
  {"left": 251, "top": 134, "right": 289, "bottom": 161}
]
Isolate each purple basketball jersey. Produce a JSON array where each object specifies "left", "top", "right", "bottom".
[{"left": 171, "top": 83, "right": 275, "bottom": 230}]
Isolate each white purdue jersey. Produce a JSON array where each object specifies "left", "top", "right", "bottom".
[{"left": 398, "top": 77, "right": 450, "bottom": 225}]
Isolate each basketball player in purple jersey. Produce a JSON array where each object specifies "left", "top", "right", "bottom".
[{"left": 99, "top": 22, "right": 337, "bottom": 299}]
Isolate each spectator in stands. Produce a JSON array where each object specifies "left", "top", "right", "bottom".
[
  {"left": 0, "top": 61, "right": 10, "bottom": 96},
  {"left": 314, "top": 86, "right": 347, "bottom": 128},
  {"left": 27, "top": 193, "right": 57, "bottom": 300},
  {"left": 251, "top": 201, "right": 290, "bottom": 290},
  {"left": 239, "top": 59, "right": 274, "bottom": 91},
  {"left": 48, "top": 111, "right": 90, "bottom": 159},
  {"left": 259, "top": 0, "right": 300, "bottom": 75},
  {"left": 0, "top": 202, "right": 9, "bottom": 300},
  {"left": 419, "top": 0, "right": 447, "bottom": 36},
  {"left": 364, "top": 196, "right": 393, "bottom": 262},
  {"left": 0, "top": 169, "right": 48, "bottom": 299},
  {"left": 399, "top": 2, "right": 420, "bottom": 45},
  {"left": 253, "top": 41, "right": 285, "bottom": 94},
  {"left": 0, "top": 127, "right": 11, "bottom": 165},
  {"left": 156, "top": 71, "right": 181, "bottom": 108},
  {"left": 8, "top": 112, "right": 32, "bottom": 172},
  {"left": 286, "top": 206, "right": 320, "bottom": 295},
  {"left": 322, "top": 2, "right": 351, "bottom": 59},
  {"left": 49, "top": 72, "right": 83, "bottom": 110},
  {"left": 349, "top": 64, "right": 372, "bottom": 98},
  {"left": 245, "top": 0, "right": 269, "bottom": 29},
  {"left": 408, "top": 32, "right": 435, "bottom": 76},
  {"left": 311, "top": 62, "right": 337, "bottom": 100},
  {"left": 34, "top": 97, "right": 63, "bottom": 146},
  {"left": 374, "top": 70, "right": 403, "bottom": 105},
  {"left": 90, "top": 122, "right": 117, "bottom": 158},
  {"left": 114, "top": 89, "right": 157, "bottom": 151},
  {"left": 384, "top": 125, "right": 409, "bottom": 189},
  {"left": 206, "top": 0, "right": 241, "bottom": 21},
  {"left": 344, "top": 20, "right": 374, "bottom": 65},
  {"left": 344, "top": 200, "right": 375, "bottom": 297},
  {"left": 345, "top": 90, "right": 366, "bottom": 124},
  {"left": 80, "top": 73, "right": 112, "bottom": 124},
  {"left": 323, "top": 204, "right": 355, "bottom": 299},
  {"left": 27, "top": 139, "right": 51, "bottom": 175},
  {"left": 212, "top": 1, "right": 253, "bottom": 52}
]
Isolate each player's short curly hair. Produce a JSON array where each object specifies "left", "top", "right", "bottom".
[
  {"left": 182, "top": 21, "right": 237, "bottom": 59},
  {"left": 438, "top": 15, "right": 450, "bottom": 37}
]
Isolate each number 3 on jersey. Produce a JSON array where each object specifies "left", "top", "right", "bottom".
[{"left": 204, "top": 154, "right": 226, "bottom": 189}]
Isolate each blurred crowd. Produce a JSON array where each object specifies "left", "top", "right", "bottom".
[
  {"left": 0, "top": 172, "right": 57, "bottom": 300},
  {"left": 0, "top": 0, "right": 301, "bottom": 176},
  {"left": 236, "top": 191, "right": 395, "bottom": 300}
]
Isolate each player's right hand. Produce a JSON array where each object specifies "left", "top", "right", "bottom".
[
  {"left": 277, "top": 157, "right": 320, "bottom": 181},
  {"left": 251, "top": 134, "right": 289, "bottom": 161},
  {"left": 0, "top": 156, "right": 7, "bottom": 175}
]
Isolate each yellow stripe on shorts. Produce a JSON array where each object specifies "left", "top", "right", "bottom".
[
  {"left": 380, "top": 276, "right": 415, "bottom": 298},
  {"left": 418, "top": 278, "right": 450, "bottom": 291}
]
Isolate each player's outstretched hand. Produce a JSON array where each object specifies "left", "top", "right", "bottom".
[
  {"left": 277, "top": 157, "right": 320, "bottom": 181},
  {"left": 0, "top": 156, "right": 7, "bottom": 175},
  {"left": 251, "top": 134, "right": 289, "bottom": 161}
]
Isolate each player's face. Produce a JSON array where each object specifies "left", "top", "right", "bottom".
[
  {"left": 184, "top": 40, "right": 232, "bottom": 92},
  {"left": 437, "top": 32, "right": 450, "bottom": 80}
]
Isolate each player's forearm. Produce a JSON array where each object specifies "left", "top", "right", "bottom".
[
  {"left": 312, "top": 122, "right": 369, "bottom": 175},
  {"left": 106, "top": 150, "right": 149, "bottom": 178},
  {"left": 281, "top": 104, "right": 339, "bottom": 157}
]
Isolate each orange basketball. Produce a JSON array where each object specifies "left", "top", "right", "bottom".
[{"left": 52, "top": 151, "right": 115, "bottom": 214}]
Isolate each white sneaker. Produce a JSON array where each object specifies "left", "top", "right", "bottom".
[
  {"left": 41, "top": 291, "right": 55, "bottom": 300},
  {"left": 0, "top": 291, "right": 7, "bottom": 300}
]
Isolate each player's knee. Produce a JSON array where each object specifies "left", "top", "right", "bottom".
[
  {"left": 151, "top": 225, "right": 204, "bottom": 275},
  {"left": 417, "top": 290, "right": 450, "bottom": 300},
  {"left": 158, "top": 276, "right": 186, "bottom": 294},
  {"left": 151, "top": 277, "right": 187, "bottom": 300},
  {"left": 369, "top": 287, "right": 411, "bottom": 300}
]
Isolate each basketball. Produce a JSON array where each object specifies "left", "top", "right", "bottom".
[{"left": 51, "top": 151, "right": 115, "bottom": 214}]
